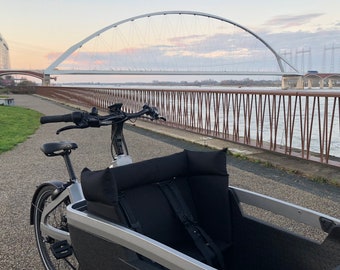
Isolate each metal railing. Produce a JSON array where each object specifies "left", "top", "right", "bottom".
[{"left": 36, "top": 86, "right": 340, "bottom": 166}]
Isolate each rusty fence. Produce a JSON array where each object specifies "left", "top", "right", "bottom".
[{"left": 36, "top": 86, "right": 340, "bottom": 167}]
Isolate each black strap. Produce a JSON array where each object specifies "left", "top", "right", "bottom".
[
  {"left": 158, "top": 180, "right": 225, "bottom": 269},
  {"left": 119, "top": 192, "right": 143, "bottom": 233},
  {"left": 119, "top": 193, "right": 168, "bottom": 269}
]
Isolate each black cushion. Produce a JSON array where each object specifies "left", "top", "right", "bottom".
[
  {"left": 81, "top": 149, "right": 231, "bottom": 265},
  {"left": 81, "top": 167, "right": 118, "bottom": 205},
  {"left": 81, "top": 150, "right": 228, "bottom": 205}
]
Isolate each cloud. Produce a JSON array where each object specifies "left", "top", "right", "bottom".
[
  {"left": 264, "top": 13, "right": 324, "bottom": 29},
  {"left": 261, "top": 28, "right": 340, "bottom": 51},
  {"left": 53, "top": 41, "right": 280, "bottom": 73},
  {"left": 168, "top": 34, "right": 206, "bottom": 47},
  {"left": 46, "top": 52, "right": 62, "bottom": 61},
  {"left": 259, "top": 28, "right": 340, "bottom": 72}
]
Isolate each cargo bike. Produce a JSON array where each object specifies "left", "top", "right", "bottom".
[{"left": 30, "top": 103, "right": 340, "bottom": 270}]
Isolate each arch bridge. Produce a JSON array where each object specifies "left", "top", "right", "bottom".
[
  {"left": 0, "top": 69, "right": 56, "bottom": 83},
  {"left": 304, "top": 72, "right": 340, "bottom": 88},
  {"left": 42, "top": 11, "right": 299, "bottom": 85}
]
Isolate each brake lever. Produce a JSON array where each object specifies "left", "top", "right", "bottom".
[
  {"left": 140, "top": 115, "right": 166, "bottom": 121},
  {"left": 56, "top": 125, "right": 82, "bottom": 134}
]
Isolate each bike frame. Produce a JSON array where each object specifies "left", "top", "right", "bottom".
[{"left": 31, "top": 104, "right": 147, "bottom": 247}]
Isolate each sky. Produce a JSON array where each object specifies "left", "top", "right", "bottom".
[{"left": 1, "top": 0, "right": 340, "bottom": 82}]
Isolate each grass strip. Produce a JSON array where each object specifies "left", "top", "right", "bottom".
[{"left": 0, "top": 106, "right": 42, "bottom": 154}]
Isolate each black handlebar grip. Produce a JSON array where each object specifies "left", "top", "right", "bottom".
[{"left": 40, "top": 112, "right": 83, "bottom": 124}]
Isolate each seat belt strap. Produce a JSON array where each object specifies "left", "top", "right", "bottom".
[
  {"left": 158, "top": 180, "right": 225, "bottom": 269},
  {"left": 119, "top": 192, "right": 143, "bottom": 233}
]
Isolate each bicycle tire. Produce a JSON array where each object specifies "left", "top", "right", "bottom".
[{"left": 33, "top": 184, "right": 79, "bottom": 270}]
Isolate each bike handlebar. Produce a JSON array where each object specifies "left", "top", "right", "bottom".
[
  {"left": 40, "top": 111, "right": 84, "bottom": 124},
  {"left": 40, "top": 104, "right": 165, "bottom": 134}
]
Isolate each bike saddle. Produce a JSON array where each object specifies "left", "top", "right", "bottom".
[{"left": 41, "top": 141, "right": 78, "bottom": 156}]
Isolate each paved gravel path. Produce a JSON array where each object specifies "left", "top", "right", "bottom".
[{"left": 0, "top": 95, "right": 339, "bottom": 270}]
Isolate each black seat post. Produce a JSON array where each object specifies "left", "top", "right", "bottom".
[{"left": 62, "top": 150, "right": 77, "bottom": 182}]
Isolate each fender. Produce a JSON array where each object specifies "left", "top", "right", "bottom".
[{"left": 30, "top": 181, "right": 64, "bottom": 225}]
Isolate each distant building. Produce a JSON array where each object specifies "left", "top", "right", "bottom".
[{"left": 0, "top": 33, "right": 10, "bottom": 69}]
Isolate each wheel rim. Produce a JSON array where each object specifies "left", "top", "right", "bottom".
[{"left": 33, "top": 186, "right": 79, "bottom": 270}]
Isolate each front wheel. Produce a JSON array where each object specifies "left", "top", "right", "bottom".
[{"left": 32, "top": 184, "right": 79, "bottom": 270}]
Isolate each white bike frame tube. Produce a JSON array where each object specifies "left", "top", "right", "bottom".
[
  {"left": 231, "top": 186, "right": 340, "bottom": 230},
  {"left": 67, "top": 202, "right": 217, "bottom": 270},
  {"left": 40, "top": 181, "right": 84, "bottom": 244}
]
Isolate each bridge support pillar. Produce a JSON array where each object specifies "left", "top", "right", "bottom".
[
  {"left": 295, "top": 76, "right": 304, "bottom": 89},
  {"left": 328, "top": 79, "right": 333, "bottom": 89},
  {"left": 320, "top": 79, "right": 324, "bottom": 89},
  {"left": 281, "top": 76, "right": 289, "bottom": 90},
  {"left": 307, "top": 78, "right": 312, "bottom": 89},
  {"left": 42, "top": 74, "right": 50, "bottom": 86},
  {"left": 281, "top": 75, "right": 304, "bottom": 90}
]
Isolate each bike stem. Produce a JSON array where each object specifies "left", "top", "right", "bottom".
[{"left": 111, "top": 122, "right": 129, "bottom": 157}]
